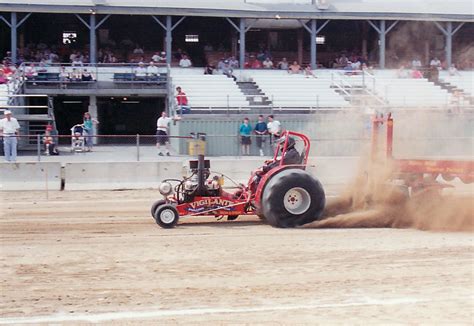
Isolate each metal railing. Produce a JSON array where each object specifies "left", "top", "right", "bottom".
[
  {"left": 3, "top": 131, "right": 473, "bottom": 162},
  {"left": 17, "top": 62, "right": 170, "bottom": 90}
]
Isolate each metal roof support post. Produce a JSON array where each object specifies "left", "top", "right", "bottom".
[
  {"left": 239, "top": 19, "right": 246, "bottom": 69},
  {"left": 166, "top": 16, "right": 172, "bottom": 65},
  {"left": 310, "top": 19, "right": 316, "bottom": 70},
  {"left": 10, "top": 12, "right": 17, "bottom": 64},
  {"left": 75, "top": 14, "right": 109, "bottom": 64},
  {"left": 435, "top": 21, "right": 464, "bottom": 68},
  {"left": 446, "top": 22, "right": 452, "bottom": 68},
  {"left": 4, "top": 12, "right": 31, "bottom": 64},
  {"left": 299, "top": 19, "right": 329, "bottom": 70},
  {"left": 379, "top": 20, "right": 386, "bottom": 69},
  {"left": 90, "top": 14, "right": 97, "bottom": 64},
  {"left": 151, "top": 15, "right": 185, "bottom": 65},
  {"left": 368, "top": 20, "right": 398, "bottom": 69}
]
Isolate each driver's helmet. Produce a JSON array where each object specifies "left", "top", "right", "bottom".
[{"left": 277, "top": 135, "right": 296, "bottom": 149}]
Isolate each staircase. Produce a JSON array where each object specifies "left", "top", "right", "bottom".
[
  {"left": 435, "top": 79, "right": 474, "bottom": 105},
  {"left": 236, "top": 81, "right": 272, "bottom": 108}
]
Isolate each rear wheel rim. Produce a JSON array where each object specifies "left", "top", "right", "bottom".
[
  {"left": 160, "top": 209, "right": 176, "bottom": 224},
  {"left": 283, "top": 187, "right": 311, "bottom": 215}
]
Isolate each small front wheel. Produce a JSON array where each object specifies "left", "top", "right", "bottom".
[
  {"left": 150, "top": 199, "right": 166, "bottom": 217},
  {"left": 154, "top": 204, "right": 180, "bottom": 228}
]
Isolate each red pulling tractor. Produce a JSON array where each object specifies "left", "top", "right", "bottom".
[{"left": 151, "top": 131, "right": 326, "bottom": 228}]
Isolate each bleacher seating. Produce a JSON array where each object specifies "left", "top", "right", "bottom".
[
  {"left": 439, "top": 71, "right": 473, "bottom": 96},
  {"left": 367, "top": 70, "right": 451, "bottom": 107},
  {"left": 248, "top": 70, "right": 349, "bottom": 108},
  {"left": 171, "top": 68, "right": 249, "bottom": 108}
]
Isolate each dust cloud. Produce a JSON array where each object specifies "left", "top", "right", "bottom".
[
  {"left": 308, "top": 153, "right": 473, "bottom": 232},
  {"left": 306, "top": 112, "right": 473, "bottom": 232}
]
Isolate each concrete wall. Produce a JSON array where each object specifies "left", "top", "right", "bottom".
[
  {"left": 0, "top": 157, "right": 361, "bottom": 191},
  {"left": 64, "top": 161, "right": 184, "bottom": 190},
  {"left": 0, "top": 162, "right": 62, "bottom": 191}
]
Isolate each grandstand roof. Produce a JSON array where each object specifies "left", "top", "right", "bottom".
[{"left": 0, "top": 0, "right": 472, "bottom": 22}]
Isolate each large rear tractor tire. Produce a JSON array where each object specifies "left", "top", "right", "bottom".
[{"left": 261, "top": 169, "right": 325, "bottom": 228}]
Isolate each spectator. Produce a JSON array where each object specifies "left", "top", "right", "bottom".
[
  {"left": 217, "top": 58, "right": 226, "bottom": 71},
  {"left": 288, "top": 61, "right": 301, "bottom": 74},
  {"left": 24, "top": 63, "right": 38, "bottom": 80},
  {"left": 59, "top": 66, "right": 69, "bottom": 87},
  {"left": 135, "top": 62, "right": 147, "bottom": 80},
  {"left": 303, "top": 65, "right": 316, "bottom": 78},
  {"left": 411, "top": 68, "right": 423, "bottom": 79},
  {"left": 147, "top": 61, "right": 159, "bottom": 77},
  {"left": 69, "top": 68, "right": 82, "bottom": 82},
  {"left": 412, "top": 57, "right": 422, "bottom": 69},
  {"left": 71, "top": 55, "right": 84, "bottom": 67},
  {"left": 267, "top": 115, "right": 281, "bottom": 148},
  {"left": 2, "top": 60, "right": 14, "bottom": 77},
  {"left": 82, "top": 112, "right": 99, "bottom": 152},
  {"left": 254, "top": 115, "right": 268, "bottom": 157},
  {"left": 222, "top": 60, "right": 237, "bottom": 81},
  {"left": 81, "top": 69, "right": 94, "bottom": 81},
  {"left": 229, "top": 56, "right": 239, "bottom": 69},
  {"left": 204, "top": 63, "right": 215, "bottom": 75},
  {"left": 430, "top": 57, "right": 442, "bottom": 70},
  {"left": 262, "top": 57, "right": 274, "bottom": 69},
  {"left": 43, "top": 125, "right": 59, "bottom": 156},
  {"left": 175, "top": 86, "right": 191, "bottom": 114},
  {"left": 0, "top": 70, "right": 7, "bottom": 84},
  {"left": 239, "top": 117, "right": 252, "bottom": 156},
  {"left": 133, "top": 45, "right": 144, "bottom": 55},
  {"left": 277, "top": 58, "right": 289, "bottom": 70},
  {"left": 251, "top": 57, "right": 262, "bottom": 69},
  {"left": 0, "top": 110, "right": 20, "bottom": 162},
  {"left": 179, "top": 54, "right": 192, "bottom": 68},
  {"left": 396, "top": 65, "right": 409, "bottom": 78},
  {"left": 156, "top": 111, "right": 181, "bottom": 156},
  {"left": 152, "top": 51, "right": 166, "bottom": 63},
  {"left": 448, "top": 64, "right": 461, "bottom": 76}
]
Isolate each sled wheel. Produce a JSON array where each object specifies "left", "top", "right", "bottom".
[
  {"left": 154, "top": 204, "right": 179, "bottom": 228},
  {"left": 150, "top": 199, "right": 166, "bottom": 217},
  {"left": 262, "top": 169, "right": 325, "bottom": 228}
]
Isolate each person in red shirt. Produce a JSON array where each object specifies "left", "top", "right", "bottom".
[
  {"left": 176, "top": 86, "right": 191, "bottom": 114},
  {"left": 251, "top": 59, "right": 262, "bottom": 69}
]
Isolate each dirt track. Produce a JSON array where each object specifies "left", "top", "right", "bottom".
[{"left": 0, "top": 190, "right": 473, "bottom": 324}]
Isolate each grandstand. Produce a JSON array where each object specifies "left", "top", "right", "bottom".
[{"left": 0, "top": 0, "right": 472, "bottom": 146}]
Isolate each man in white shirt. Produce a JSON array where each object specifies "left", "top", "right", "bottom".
[
  {"left": 156, "top": 111, "right": 181, "bottom": 156},
  {"left": 135, "top": 62, "right": 147, "bottom": 80},
  {"left": 179, "top": 55, "right": 192, "bottom": 68},
  {"left": 430, "top": 57, "right": 442, "bottom": 70},
  {"left": 0, "top": 110, "right": 20, "bottom": 162},
  {"left": 147, "top": 61, "right": 159, "bottom": 77},
  {"left": 267, "top": 115, "right": 281, "bottom": 149},
  {"left": 263, "top": 58, "right": 274, "bottom": 69},
  {"left": 412, "top": 57, "right": 422, "bottom": 69},
  {"left": 152, "top": 51, "right": 166, "bottom": 63}
]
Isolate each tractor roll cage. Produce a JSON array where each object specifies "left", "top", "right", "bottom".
[{"left": 273, "top": 130, "right": 311, "bottom": 166}]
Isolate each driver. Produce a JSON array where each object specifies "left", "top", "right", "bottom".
[{"left": 262, "top": 135, "right": 301, "bottom": 173}]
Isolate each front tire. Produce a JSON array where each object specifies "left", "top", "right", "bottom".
[
  {"left": 262, "top": 169, "right": 325, "bottom": 228},
  {"left": 154, "top": 204, "right": 180, "bottom": 228},
  {"left": 151, "top": 199, "right": 166, "bottom": 217}
]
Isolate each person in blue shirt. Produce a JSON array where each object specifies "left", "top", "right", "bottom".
[
  {"left": 254, "top": 115, "right": 268, "bottom": 156},
  {"left": 239, "top": 117, "right": 252, "bottom": 155}
]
